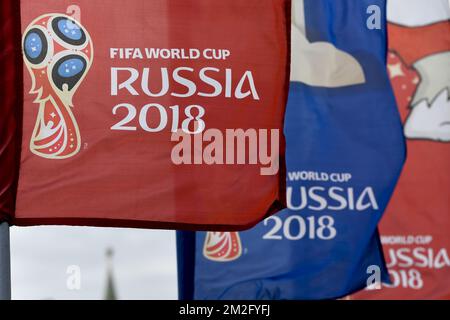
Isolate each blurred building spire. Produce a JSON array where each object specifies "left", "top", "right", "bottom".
[{"left": 104, "top": 247, "right": 118, "bottom": 300}]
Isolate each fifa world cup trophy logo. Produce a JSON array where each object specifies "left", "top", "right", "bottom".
[
  {"left": 22, "top": 14, "right": 93, "bottom": 159},
  {"left": 203, "top": 232, "right": 242, "bottom": 262}
]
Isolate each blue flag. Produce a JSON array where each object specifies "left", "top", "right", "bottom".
[{"left": 177, "top": 0, "right": 406, "bottom": 300}]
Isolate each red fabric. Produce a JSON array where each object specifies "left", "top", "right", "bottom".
[
  {"left": 6, "top": 0, "right": 290, "bottom": 230},
  {"left": 0, "top": 0, "right": 22, "bottom": 223},
  {"left": 388, "top": 21, "right": 450, "bottom": 66},
  {"left": 354, "top": 20, "right": 450, "bottom": 300}
]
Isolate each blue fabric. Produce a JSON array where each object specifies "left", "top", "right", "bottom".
[{"left": 178, "top": 0, "right": 405, "bottom": 300}]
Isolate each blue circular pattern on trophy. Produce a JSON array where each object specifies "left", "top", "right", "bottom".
[
  {"left": 57, "top": 58, "right": 85, "bottom": 78},
  {"left": 57, "top": 19, "right": 82, "bottom": 41},
  {"left": 24, "top": 32, "right": 43, "bottom": 59}
]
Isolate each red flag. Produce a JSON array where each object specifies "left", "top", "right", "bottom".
[
  {"left": 354, "top": 1, "right": 450, "bottom": 299},
  {"left": 0, "top": 0, "right": 290, "bottom": 230}
]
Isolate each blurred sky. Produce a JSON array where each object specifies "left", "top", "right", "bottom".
[{"left": 10, "top": 226, "right": 177, "bottom": 300}]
